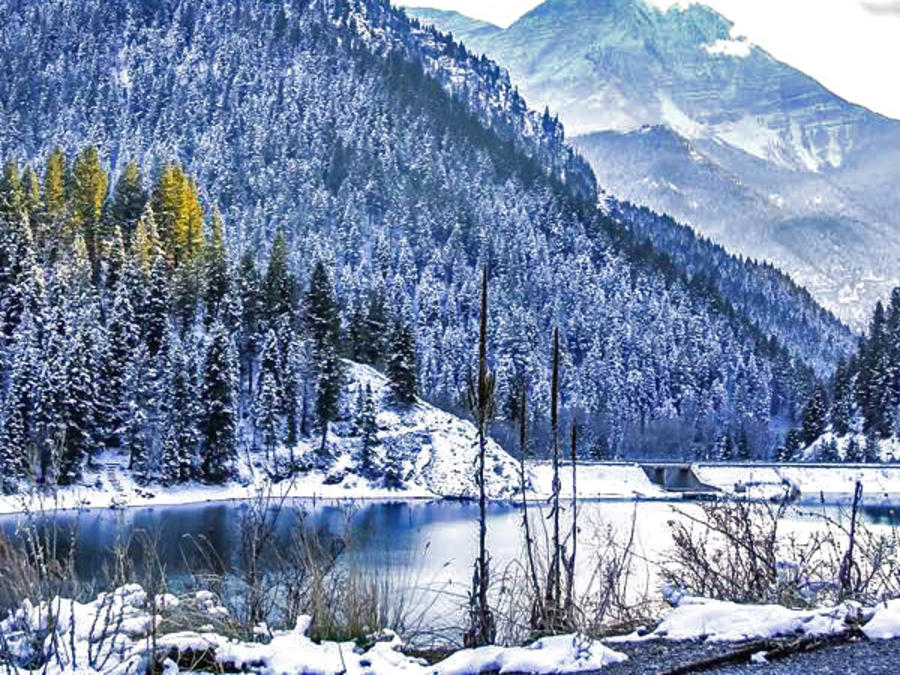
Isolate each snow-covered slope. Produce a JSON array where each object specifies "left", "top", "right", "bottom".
[
  {"left": 0, "top": 363, "right": 522, "bottom": 515},
  {"left": 335, "top": 363, "right": 522, "bottom": 500},
  {"left": 409, "top": 0, "right": 900, "bottom": 325}
]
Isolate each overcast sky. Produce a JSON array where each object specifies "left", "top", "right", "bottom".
[{"left": 398, "top": 0, "right": 900, "bottom": 120}]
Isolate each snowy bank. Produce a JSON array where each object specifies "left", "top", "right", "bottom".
[
  {"left": 616, "top": 596, "right": 854, "bottom": 642},
  {"left": 0, "top": 586, "right": 627, "bottom": 675},
  {"left": 694, "top": 462, "right": 900, "bottom": 503},
  {"left": 610, "top": 594, "right": 900, "bottom": 645},
  {"left": 0, "top": 363, "right": 523, "bottom": 515},
  {"left": 528, "top": 461, "right": 667, "bottom": 499}
]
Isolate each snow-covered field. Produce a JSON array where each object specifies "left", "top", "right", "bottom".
[
  {"left": 528, "top": 461, "right": 667, "bottom": 499},
  {"left": 695, "top": 463, "right": 900, "bottom": 504}
]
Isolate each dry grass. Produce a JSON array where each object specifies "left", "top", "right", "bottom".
[{"left": 492, "top": 502, "right": 658, "bottom": 645}]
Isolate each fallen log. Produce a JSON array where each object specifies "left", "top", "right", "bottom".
[{"left": 660, "top": 629, "right": 865, "bottom": 675}]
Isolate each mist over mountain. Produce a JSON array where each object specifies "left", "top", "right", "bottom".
[{"left": 408, "top": 0, "right": 900, "bottom": 326}]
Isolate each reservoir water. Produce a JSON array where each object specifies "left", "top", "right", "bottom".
[{"left": 2, "top": 498, "right": 897, "bottom": 642}]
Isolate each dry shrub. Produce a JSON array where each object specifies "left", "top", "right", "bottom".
[
  {"left": 662, "top": 492, "right": 900, "bottom": 608},
  {"left": 183, "top": 489, "right": 438, "bottom": 646},
  {"left": 495, "top": 503, "right": 657, "bottom": 644}
]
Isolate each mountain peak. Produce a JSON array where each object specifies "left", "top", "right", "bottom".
[{"left": 512, "top": 0, "right": 734, "bottom": 42}]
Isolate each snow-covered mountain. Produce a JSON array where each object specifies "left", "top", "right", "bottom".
[
  {"left": 0, "top": 0, "right": 854, "bottom": 468},
  {"left": 408, "top": 0, "right": 900, "bottom": 326}
]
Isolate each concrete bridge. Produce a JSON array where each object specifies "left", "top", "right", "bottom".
[{"left": 637, "top": 462, "right": 719, "bottom": 493}]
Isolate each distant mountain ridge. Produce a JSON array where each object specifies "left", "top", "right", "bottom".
[{"left": 407, "top": 0, "right": 900, "bottom": 326}]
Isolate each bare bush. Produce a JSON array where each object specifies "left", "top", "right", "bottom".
[
  {"left": 495, "top": 503, "right": 656, "bottom": 645},
  {"left": 662, "top": 489, "right": 900, "bottom": 608}
]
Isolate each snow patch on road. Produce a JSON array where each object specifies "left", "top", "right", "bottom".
[{"left": 528, "top": 462, "right": 667, "bottom": 499}]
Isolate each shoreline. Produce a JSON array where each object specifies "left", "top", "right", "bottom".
[{"left": 3, "top": 481, "right": 899, "bottom": 519}]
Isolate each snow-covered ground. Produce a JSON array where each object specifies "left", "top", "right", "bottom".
[
  {"left": 528, "top": 461, "right": 667, "bottom": 499},
  {"left": 0, "top": 364, "right": 525, "bottom": 516},
  {"left": 611, "top": 593, "right": 900, "bottom": 644},
  {"left": 0, "top": 585, "right": 628, "bottom": 675},
  {"left": 5, "top": 584, "right": 900, "bottom": 674},
  {"left": 695, "top": 462, "right": 900, "bottom": 504}
]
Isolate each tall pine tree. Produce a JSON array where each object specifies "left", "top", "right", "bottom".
[{"left": 199, "top": 320, "right": 239, "bottom": 483}]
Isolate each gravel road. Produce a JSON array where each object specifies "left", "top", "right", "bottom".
[{"left": 591, "top": 636, "right": 899, "bottom": 674}]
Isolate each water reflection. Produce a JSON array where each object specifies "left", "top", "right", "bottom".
[{"left": 1, "top": 498, "right": 897, "bottom": 633}]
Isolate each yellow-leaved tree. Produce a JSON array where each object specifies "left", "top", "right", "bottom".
[
  {"left": 70, "top": 146, "right": 108, "bottom": 267},
  {"left": 152, "top": 163, "right": 205, "bottom": 265}
]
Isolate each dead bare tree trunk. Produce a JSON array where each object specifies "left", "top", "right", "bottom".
[
  {"left": 565, "top": 422, "right": 578, "bottom": 622},
  {"left": 464, "top": 266, "right": 496, "bottom": 648},
  {"left": 839, "top": 480, "right": 863, "bottom": 599},
  {"left": 518, "top": 383, "right": 543, "bottom": 628},
  {"left": 544, "top": 327, "right": 563, "bottom": 630}
]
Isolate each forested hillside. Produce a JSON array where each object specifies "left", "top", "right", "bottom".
[
  {"left": 0, "top": 0, "right": 854, "bottom": 472},
  {"left": 606, "top": 199, "right": 854, "bottom": 374},
  {"left": 786, "top": 291, "right": 900, "bottom": 464}
]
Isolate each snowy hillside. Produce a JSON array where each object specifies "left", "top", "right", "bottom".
[
  {"left": 409, "top": 0, "right": 900, "bottom": 325},
  {"left": 0, "top": 0, "right": 853, "bottom": 467},
  {"left": 0, "top": 363, "right": 522, "bottom": 515}
]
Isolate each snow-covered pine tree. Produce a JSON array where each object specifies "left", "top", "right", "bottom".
[
  {"left": 388, "top": 318, "right": 417, "bottom": 404},
  {"left": 383, "top": 441, "right": 403, "bottom": 489},
  {"left": 776, "top": 429, "right": 803, "bottom": 463},
  {"left": 277, "top": 316, "right": 302, "bottom": 453},
  {"left": 829, "top": 358, "right": 854, "bottom": 436},
  {"left": 864, "top": 432, "right": 882, "bottom": 464},
  {"left": 845, "top": 436, "right": 863, "bottom": 463},
  {"left": 0, "top": 399, "right": 27, "bottom": 485},
  {"left": 100, "top": 279, "right": 140, "bottom": 448},
  {"left": 42, "top": 149, "right": 67, "bottom": 224},
  {"left": 0, "top": 313, "right": 39, "bottom": 481},
  {"left": 347, "top": 301, "right": 367, "bottom": 364},
  {"left": 801, "top": 386, "right": 827, "bottom": 445},
  {"left": 109, "top": 161, "right": 147, "bottom": 236},
  {"left": 70, "top": 146, "right": 108, "bottom": 273},
  {"left": 306, "top": 261, "right": 342, "bottom": 457},
  {"left": 161, "top": 333, "right": 197, "bottom": 484},
  {"left": 264, "top": 232, "right": 295, "bottom": 327},
  {"left": 819, "top": 438, "right": 839, "bottom": 463},
  {"left": 237, "top": 252, "right": 263, "bottom": 395},
  {"left": 124, "top": 343, "right": 152, "bottom": 482},
  {"left": 363, "top": 290, "right": 387, "bottom": 367},
  {"left": 0, "top": 216, "right": 37, "bottom": 338},
  {"left": 204, "top": 209, "right": 230, "bottom": 324},
  {"left": 356, "top": 383, "right": 378, "bottom": 478},
  {"left": 199, "top": 319, "right": 239, "bottom": 483},
  {"left": 0, "top": 158, "right": 24, "bottom": 228},
  {"left": 254, "top": 332, "right": 282, "bottom": 466},
  {"left": 104, "top": 226, "right": 127, "bottom": 292},
  {"left": 56, "top": 322, "right": 98, "bottom": 484}
]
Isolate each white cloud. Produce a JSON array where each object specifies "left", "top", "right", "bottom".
[{"left": 860, "top": 1, "right": 900, "bottom": 15}]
